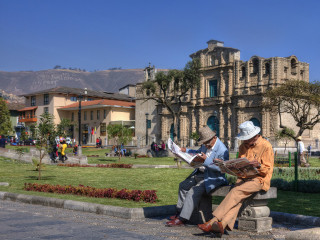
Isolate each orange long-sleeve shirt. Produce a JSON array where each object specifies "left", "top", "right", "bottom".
[{"left": 239, "top": 136, "right": 274, "bottom": 191}]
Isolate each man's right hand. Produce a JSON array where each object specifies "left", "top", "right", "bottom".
[{"left": 180, "top": 147, "right": 186, "bottom": 152}]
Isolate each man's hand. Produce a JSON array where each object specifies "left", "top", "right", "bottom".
[
  {"left": 193, "top": 152, "right": 206, "bottom": 163},
  {"left": 180, "top": 147, "right": 186, "bottom": 152},
  {"left": 250, "top": 160, "right": 261, "bottom": 168}
]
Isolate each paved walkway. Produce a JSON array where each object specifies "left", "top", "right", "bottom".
[{"left": 0, "top": 200, "right": 317, "bottom": 240}]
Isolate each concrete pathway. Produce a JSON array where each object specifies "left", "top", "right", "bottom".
[{"left": 0, "top": 200, "right": 318, "bottom": 240}]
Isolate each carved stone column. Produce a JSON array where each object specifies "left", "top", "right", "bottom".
[{"left": 219, "top": 70, "right": 224, "bottom": 97}]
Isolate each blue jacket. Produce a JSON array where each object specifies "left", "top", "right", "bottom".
[{"left": 186, "top": 138, "right": 229, "bottom": 193}]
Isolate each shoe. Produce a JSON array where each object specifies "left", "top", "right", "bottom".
[
  {"left": 198, "top": 221, "right": 224, "bottom": 234},
  {"left": 165, "top": 218, "right": 185, "bottom": 227},
  {"left": 212, "top": 221, "right": 224, "bottom": 234},
  {"left": 198, "top": 222, "right": 213, "bottom": 233},
  {"left": 167, "top": 213, "right": 179, "bottom": 220}
]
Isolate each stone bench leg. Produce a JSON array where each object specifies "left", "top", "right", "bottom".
[
  {"left": 188, "top": 194, "right": 213, "bottom": 225},
  {"left": 238, "top": 199, "right": 272, "bottom": 232}
]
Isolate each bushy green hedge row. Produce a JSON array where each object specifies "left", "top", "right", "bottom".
[
  {"left": 271, "top": 179, "right": 320, "bottom": 193},
  {"left": 225, "top": 167, "right": 320, "bottom": 193},
  {"left": 272, "top": 167, "right": 320, "bottom": 181}
]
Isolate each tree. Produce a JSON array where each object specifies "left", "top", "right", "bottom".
[
  {"left": 275, "top": 127, "right": 295, "bottom": 154},
  {"left": 34, "top": 112, "right": 56, "bottom": 180},
  {"left": 0, "top": 97, "right": 12, "bottom": 135},
  {"left": 53, "top": 65, "right": 61, "bottom": 69},
  {"left": 56, "top": 118, "right": 72, "bottom": 138},
  {"left": 139, "top": 58, "right": 201, "bottom": 142},
  {"left": 107, "top": 124, "right": 133, "bottom": 161},
  {"left": 264, "top": 80, "right": 320, "bottom": 143}
]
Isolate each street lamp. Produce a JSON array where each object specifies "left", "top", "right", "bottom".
[
  {"left": 78, "top": 88, "right": 87, "bottom": 155},
  {"left": 145, "top": 113, "right": 149, "bottom": 146}
]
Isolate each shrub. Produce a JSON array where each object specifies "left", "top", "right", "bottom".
[
  {"left": 271, "top": 179, "right": 320, "bottom": 193},
  {"left": 24, "top": 183, "right": 157, "bottom": 203}
]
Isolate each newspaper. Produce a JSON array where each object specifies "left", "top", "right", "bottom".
[
  {"left": 213, "top": 157, "right": 259, "bottom": 178},
  {"left": 167, "top": 138, "right": 203, "bottom": 168}
]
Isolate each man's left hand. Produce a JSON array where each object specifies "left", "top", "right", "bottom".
[{"left": 193, "top": 152, "right": 206, "bottom": 163}]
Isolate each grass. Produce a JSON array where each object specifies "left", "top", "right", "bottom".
[
  {"left": 0, "top": 156, "right": 190, "bottom": 208},
  {"left": 1, "top": 148, "right": 320, "bottom": 216}
]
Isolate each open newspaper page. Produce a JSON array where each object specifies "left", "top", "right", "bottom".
[
  {"left": 167, "top": 139, "right": 202, "bottom": 168},
  {"left": 213, "top": 157, "right": 259, "bottom": 178}
]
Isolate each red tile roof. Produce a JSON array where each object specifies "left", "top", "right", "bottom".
[
  {"left": 59, "top": 99, "right": 135, "bottom": 109},
  {"left": 18, "top": 106, "right": 38, "bottom": 112}
]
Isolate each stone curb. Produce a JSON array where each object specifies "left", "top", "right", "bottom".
[
  {"left": 270, "top": 211, "right": 320, "bottom": 227},
  {"left": 1, "top": 191, "right": 320, "bottom": 228},
  {"left": 0, "top": 191, "right": 176, "bottom": 219}
]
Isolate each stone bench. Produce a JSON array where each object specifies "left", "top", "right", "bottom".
[{"left": 190, "top": 185, "right": 277, "bottom": 233}]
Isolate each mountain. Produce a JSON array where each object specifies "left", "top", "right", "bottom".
[{"left": 0, "top": 69, "right": 152, "bottom": 95}]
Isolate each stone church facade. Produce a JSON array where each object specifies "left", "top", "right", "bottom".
[{"left": 136, "top": 40, "right": 319, "bottom": 149}]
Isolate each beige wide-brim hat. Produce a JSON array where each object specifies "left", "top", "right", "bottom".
[
  {"left": 236, "top": 121, "right": 261, "bottom": 141},
  {"left": 297, "top": 136, "right": 302, "bottom": 141},
  {"left": 198, "top": 126, "right": 216, "bottom": 144}
]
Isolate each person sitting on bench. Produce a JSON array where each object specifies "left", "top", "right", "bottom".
[
  {"left": 166, "top": 126, "right": 229, "bottom": 227},
  {"left": 198, "top": 121, "right": 274, "bottom": 234}
]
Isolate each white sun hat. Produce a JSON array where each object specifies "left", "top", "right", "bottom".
[{"left": 236, "top": 121, "right": 261, "bottom": 140}]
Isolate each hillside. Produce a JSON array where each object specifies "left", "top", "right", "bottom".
[{"left": 0, "top": 69, "right": 151, "bottom": 95}]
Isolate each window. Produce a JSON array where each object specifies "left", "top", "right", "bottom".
[
  {"left": 31, "top": 96, "right": 36, "bottom": 106},
  {"left": 104, "top": 110, "right": 107, "bottom": 119},
  {"left": 84, "top": 111, "right": 87, "bottom": 121},
  {"left": 88, "top": 98, "right": 93, "bottom": 101},
  {"left": 71, "top": 112, "right": 74, "bottom": 121},
  {"left": 241, "top": 67, "right": 246, "bottom": 78},
  {"left": 100, "top": 123, "right": 106, "bottom": 136},
  {"left": 291, "top": 59, "right": 297, "bottom": 75},
  {"left": 44, "top": 94, "right": 49, "bottom": 105},
  {"left": 90, "top": 111, "right": 93, "bottom": 120},
  {"left": 209, "top": 80, "right": 218, "bottom": 97},
  {"left": 252, "top": 58, "right": 259, "bottom": 74},
  {"left": 265, "top": 63, "right": 270, "bottom": 75},
  {"left": 44, "top": 107, "right": 49, "bottom": 113},
  {"left": 97, "top": 110, "right": 100, "bottom": 120},
  {"left": 70, "top": 96, "right": 77, "bottom": 102}
]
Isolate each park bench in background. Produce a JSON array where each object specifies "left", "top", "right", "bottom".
[{"left": 189, "top": 186, "right": 277, "bottom": 233}]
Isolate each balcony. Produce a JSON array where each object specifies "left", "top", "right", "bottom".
[{"left": 19, "top": 115, "right": 37, "bottom": 123}]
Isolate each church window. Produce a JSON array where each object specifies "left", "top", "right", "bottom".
[
  {"left": 207, "top": 116, "right": 219, "bottom": 137},
  {"left": 291, "top": 59, "right": 297, "bottom": 75},
  {"left": 209, "top": 80, "right": 218, "bottom": 97},
  {"left": 252, "top": 58, "right": 259, "bottom": 74},
  {"left": 265, "top": 63, "right": 270, "bottom": 75},
  {"left": 241, "top": 67, "right": 246, "bottom": 78}
]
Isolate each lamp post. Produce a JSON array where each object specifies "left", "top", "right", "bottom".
[
  {"left": 145, "top": 113, "right": 149, "bottom": 146},
  {"left": 78, "top": 88, "right": 87, "bottom": 156}
]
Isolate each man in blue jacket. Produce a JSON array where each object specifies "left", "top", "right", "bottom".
[{"left": 166, "top": 126, "right": 229, "bottom": 226}]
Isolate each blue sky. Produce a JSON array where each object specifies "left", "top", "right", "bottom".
[{"left": 1, "top": 0, "right": 319, "bottom": 81}]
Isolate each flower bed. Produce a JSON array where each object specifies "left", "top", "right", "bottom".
[
  {"left": 24, "top": 183, "right": 158, "bottom": 203},
  {"left": 57, "top": 163, "right": 133, "bottom": 168}
]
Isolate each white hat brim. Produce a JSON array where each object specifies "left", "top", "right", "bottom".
[{"left": 236, "top": 126, "right": 261, "bottom": 140}]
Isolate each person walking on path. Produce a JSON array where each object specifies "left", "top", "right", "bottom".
[
  {"left": 198, "top": 121, "right": 274, "bottom": 234},
  {"left": 166, "top": 126, "right": 229, "bottom": 227},
  {"left": 60, "top": 140, "right": 68, "bottom": 163},
  {"left": 297, "top": 136, "right": 310, "bottom": 167}
]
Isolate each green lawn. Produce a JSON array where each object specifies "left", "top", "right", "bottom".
[
  {"left": 0, "top": 156, "right": 190, "bottom": 208},
  {"left": 1, "top": 148, "right": 320, "bottom": 217}
]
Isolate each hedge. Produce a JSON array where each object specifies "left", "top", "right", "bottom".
[{"left": 24, "top": 183, "right": 157, "bottom": 203}]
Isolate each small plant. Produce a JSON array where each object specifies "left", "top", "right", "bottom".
[
  {"left": 134, "top": 153, "right": 139, "bottom": 159},
  {"left": 32, "top": 158, "right": 45, "bottom": 171},
  {"left": 15, "top": 148, "right": 25, "bottom": 161}
]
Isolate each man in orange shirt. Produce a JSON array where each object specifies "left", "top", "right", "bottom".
[{"left": 198, "top": 121, "right": 274, "bottom": 234}]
